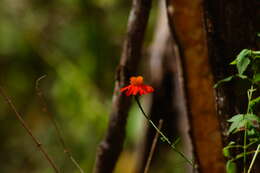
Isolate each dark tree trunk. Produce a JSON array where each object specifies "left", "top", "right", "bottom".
[
  {"left": 93, "top": 0, "right": 152, "bottom": 172},
  {"left": 204, "top": 0, "right": 259, "bottom": 133},
  {"left": 204, "top": 0, "right": 260, "bottom": 172}
]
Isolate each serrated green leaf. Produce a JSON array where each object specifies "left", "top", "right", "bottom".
[
  {"left": 227, "top": 114, "right": 248, "bottom": 134},
  {"left": 226, "top": 160, "right": 236, "bottom": 173},
  {"left": 246, "top": 114, "right": 260, "bottom": 121},
  {"left": 228, "top": 121, "right": 241, "bottom": 134},
  {"left": 227, "top": 114, "right": 244, "bottom": 122},
  {"left": 246, "top": 114, "right": 260, "bottom": 128},
  {"left": 214, "top": 76, "right": 234, "bottom": 88}
]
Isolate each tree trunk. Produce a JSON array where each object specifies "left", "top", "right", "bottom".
[{"left": 166, "top": 0, "right": 226, "bottom": 172}]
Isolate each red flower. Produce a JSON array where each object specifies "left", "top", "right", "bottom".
[{"left": 120, "top": 76, "right": 154, "bottom": 96}]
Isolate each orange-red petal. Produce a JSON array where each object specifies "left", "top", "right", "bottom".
[
  {"left": 120, "top": 86, "right": 130, "bottom": 92},
  {"left": 120, "top": 76, "right": 154, "bottom": 96}
]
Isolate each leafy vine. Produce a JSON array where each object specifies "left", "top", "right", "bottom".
[{"left": 215, "top": 49, "right": 260, "bottom": 173}]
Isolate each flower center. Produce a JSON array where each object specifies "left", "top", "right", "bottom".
[{"left": 130, "top": 76, "right": 143, "bottom": 85}]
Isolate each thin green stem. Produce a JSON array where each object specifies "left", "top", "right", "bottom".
[
  {"left": 247, "top": 144, "right": 260, "bottom": 173},
  {"left": 230, "top": 150, "right": 260, "bottom": 162},
  {"left": 246, "top": 86, "right": 254, "bottom": 114},
  {"left": 243, "top": 85, "right": 254, "bottom": 173},
  {"left": 134, "top": 96, "right": 194, "bottom": 167},
  {"left": 252, "top": 50, "right": 260, "bottom": 55},
  {"left": 243, "top": 128, "right": 247, "bottom": 173}
]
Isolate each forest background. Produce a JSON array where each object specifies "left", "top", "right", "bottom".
[
  {"left": 1, "top": 0, "right": 260, "bottom": 173},
  {"left": 0, "top": 0, "right": 164, "bottom": 173}
]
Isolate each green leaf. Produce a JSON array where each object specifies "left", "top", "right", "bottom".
[
  {"left": 214, "top": 74, "right": 248, "bottom": 88},
  {"left": 253, "top": 73, "right": 260, "bottom": 83},
  {"left": 246, "top": 114, "right": 260, "bottom": 121},
  {"left": 258, "top": 33, "right": 260, "bottom": 37},
  {"left": 227, "top": 114, "right": 244, "bottom": 122},
  {"left": 236, "top": 74, "right": 248, "bottom": 79},
  {"left": 230, "top": 49, "right": 250, "bottom": 65},
  {"left": 228, "top": 120, "right": 242, "bottom": 134},
  {"left": 246, "top": 114, "right": 260, "bottom": 128},
  {"left": 237, "top": 56, "right": 251, "bottom": 75},
  {"left": 223, "top": 147, "right": 230, "bottom": 157},
  {"left": 249, "top": 97, "right": 260, "bottom": 112},
  {"left": 248, "top": 129, "right": 257, "bottom": 136},
  {"left": 228, "top": 114, "right": 260, "bottom": 134},
  {"left": 228, "top": 141, "right": 236, "bottom": 145},
  {"left": 214, "top": 76, "right": 234, "bottom": 88},
  {"left": 230, "top": 59, "right": 237, "bottom": 65},
  {"left": 226, "top": 160, "right": 236, "bottom": 173},
  {"left": 230, "top": 49, "right": 251, "bottom": 75},
  {"left": 227, "top": 114, "right": 246, "bottom": 134}
]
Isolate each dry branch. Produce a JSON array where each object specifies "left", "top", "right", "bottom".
[
  {"left": 36, "top": 75, "right": 84, "bottom": 173},
  {"left": 0, "top": 86, "right": 60, "bottom": 173},
  {"left": 144, "top": 119, "right": 163, "bottom": 173},
  {"left": 93, "top": 0, "right": 152, "bottom": 172}
]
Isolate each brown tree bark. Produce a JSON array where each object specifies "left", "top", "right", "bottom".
[
  {"left": 166, "top": 0, "right": 226, "bottom": 172},
  {"left": 93, "top": 0, "right": 152, "bottom": 172}
]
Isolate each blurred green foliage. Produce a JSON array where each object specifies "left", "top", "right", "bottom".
[
  {"left": 0, "top": 0, "right": 176, "bottom": 172},
  {"left": 0, "top": 0, "right": 130, "bottom": 172}
]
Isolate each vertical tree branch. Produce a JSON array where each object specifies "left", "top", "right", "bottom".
[{"left": 93, "top": 0, "right": 152, "bottom": 172}]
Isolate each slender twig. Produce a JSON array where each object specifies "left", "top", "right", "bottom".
[
  {"left": 144, "top": 119, "right": 163, "bottom": 173},
  {"left": 230, "top": 150, "right": 260, "bottom": 162},
  {"left": 247, "top": 144, "right": 260, "bottom": 173},
  {"left": 134, "top": 96, "right": 194, "bottom": 166},
  {"left": 36, "top": 75, "right": 84, "bottom": 173},
  {"left": 243, "top": 86, "right": 255, "bottom": 173},
  {"left": 243, "top": 128, "right": 247, "bottom": 173},
  {"left": 0, "top": 86, "right": 60, "bottom": 173}
]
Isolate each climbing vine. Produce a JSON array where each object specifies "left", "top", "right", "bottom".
[{"left": 215, "top": 49, "right": 260, "bottom": 173}]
